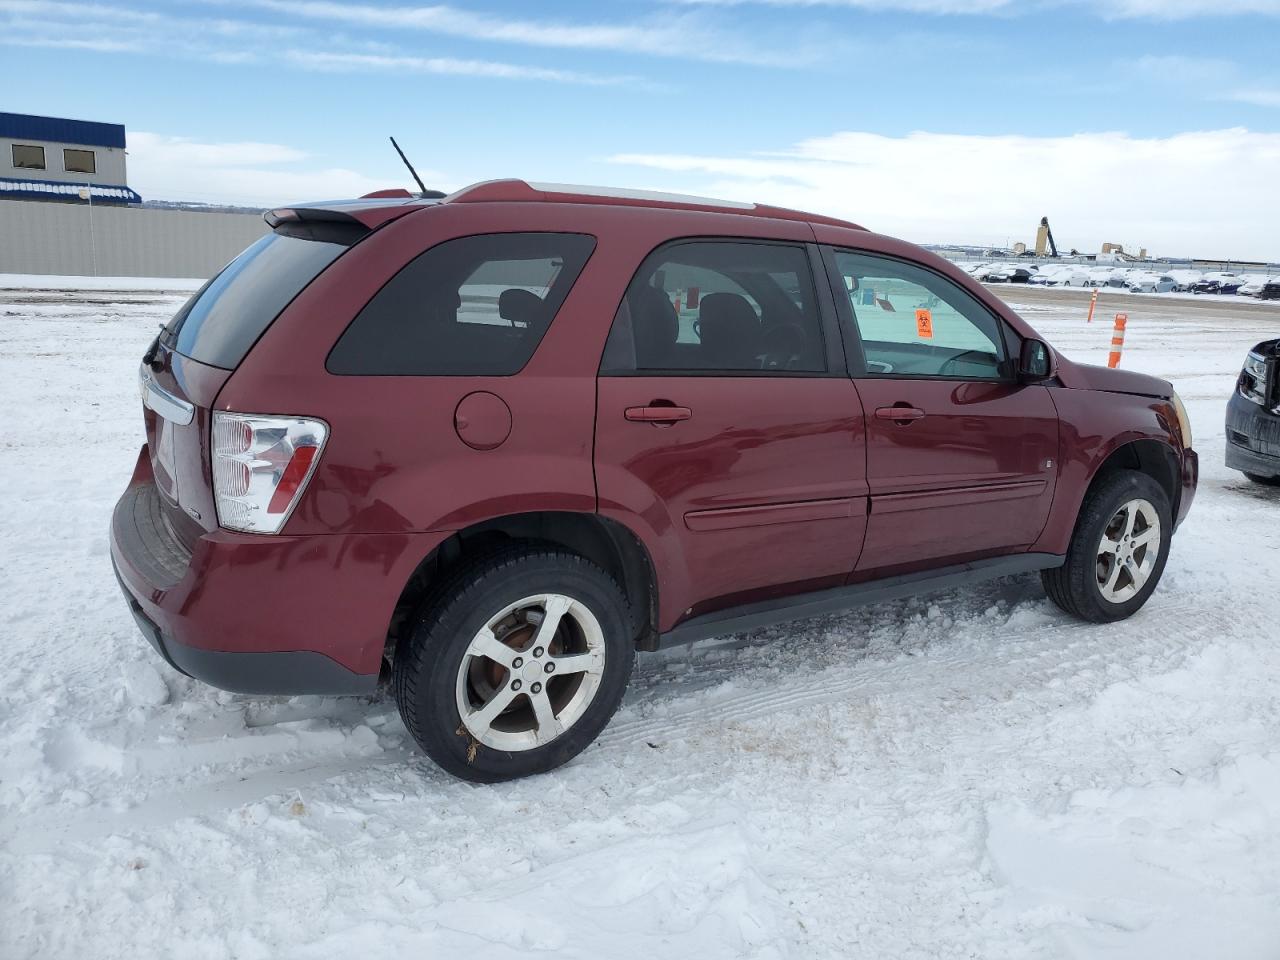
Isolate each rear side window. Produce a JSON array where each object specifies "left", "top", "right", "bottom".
[
  {"left": 167, "top": 232, "right": 346, "bottom": 369},
  {"left": 327, "top": 232, "right": 595, "bottom": 376},
  {"left": 600, "top": 240, "right": 826, "bottom": 375}
]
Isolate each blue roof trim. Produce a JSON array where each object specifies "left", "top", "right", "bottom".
[
  {"left": 0, "top": 112, "right": 126, "bottom": 149},
  {"left": 0, "top": 177, "right": 141, "bottom": 204}
]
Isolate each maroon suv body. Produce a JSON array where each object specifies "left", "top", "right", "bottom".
[{"left": 112, "top": 180, "right": 1197, "bottom": 780}]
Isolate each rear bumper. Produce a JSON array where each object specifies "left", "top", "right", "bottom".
[
  {"left": 113, "top": 561, "right": 378, "bottom": 695},
  {"left": 1226, "top": 440, "right": 1280, "bottom": 478},
  {"left": 110, "top": 445, "right": 449, "bottom": 695}
]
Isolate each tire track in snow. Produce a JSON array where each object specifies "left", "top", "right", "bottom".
[
  {"left": 597, "top": 598, "right": 1213, "bottom": 749},
  {"left": 3, "top": 597, "right": 1222, "bottom": 852}
]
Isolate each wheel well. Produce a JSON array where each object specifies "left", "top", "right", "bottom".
[
  {"left": 384, "top": 512, "right": 659, "bottom": 671},
  {"left": 1091, "top": 439, "right": 1179, "bottom": 509}
]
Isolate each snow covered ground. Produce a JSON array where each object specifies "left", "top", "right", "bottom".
[{"left": 2, "top": 277, "right": 1279, "bottom": 959}]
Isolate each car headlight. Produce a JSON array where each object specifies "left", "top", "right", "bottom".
[
  {"left": 1171, "top": 391, "right": 1192, "bottom": 449},
  {"left": 1239, "top": 352, "right": 1268, "bottom": 407}
]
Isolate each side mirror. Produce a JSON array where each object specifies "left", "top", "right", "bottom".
[{"left": 1019, "top": 338, "right": 1054, "bottom": 381}]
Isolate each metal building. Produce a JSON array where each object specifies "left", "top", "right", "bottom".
[{"left": 0, "top": 111, "right": 141, "bottom": 204}]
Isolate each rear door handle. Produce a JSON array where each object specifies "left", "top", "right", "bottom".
[
  {"left": 875, "top": 405, "right": 926, "bottom": 422},
  {"left": 625, "top": 405, "right": 692, "bottom": 424}
]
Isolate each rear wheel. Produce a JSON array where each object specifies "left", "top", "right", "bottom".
[
  {"left": 1042, "top": 470, "right": 1172, "bottom": 623},
  {"left": 393, "top": 545, "right": 634, "bottom": 782}
]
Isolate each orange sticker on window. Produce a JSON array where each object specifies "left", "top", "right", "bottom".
[{"left": 915, "top": 308, "right": 934, "bottom": 339}]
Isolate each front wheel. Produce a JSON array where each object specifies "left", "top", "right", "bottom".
[
  {"left": 1041, "top": 470, "right": 1172, "bottom": 623},
  {"left": 393, "top": 546, "right": 634, "bottom": 782}
]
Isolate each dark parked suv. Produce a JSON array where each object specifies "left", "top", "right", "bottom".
[
  {"left": 1227, "top": 339, "right": 1280, "bottom": 484},
  {"left": 112, "top": 180, "right": 1198, "bottom": 780}
]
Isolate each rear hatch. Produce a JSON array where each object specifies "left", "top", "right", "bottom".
[{"left": 139, "top": 201, "right": 424, "bottom": 550}]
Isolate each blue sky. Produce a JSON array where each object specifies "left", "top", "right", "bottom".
[{"left": 4, "top": 0, "right": 1278, "bottom": 258}]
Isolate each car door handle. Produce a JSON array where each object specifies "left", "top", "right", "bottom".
[
  {"left": 625, "top": 404, "right": 692, "bottom": 424},
  {"left": 875, "top": 405, "right": 926, "bottom": 422}
]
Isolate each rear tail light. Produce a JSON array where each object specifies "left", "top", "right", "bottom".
[{"left": 212, "top": 413, "right": 328, "bottom": 534}]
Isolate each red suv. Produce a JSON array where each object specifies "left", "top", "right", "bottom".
[{"left": 112, "top": 180, "right": 1197, "bottom": 781}]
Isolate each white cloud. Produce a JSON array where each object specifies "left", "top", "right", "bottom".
[
  {"left": 669, "top": 0, "right": 1012, "bottom": 10},
  {"left": 1127, "top": 55, "right": 1280, "bottom": 109},
  {"left": 670, "top": 0, "right": 1280, "bottom": 16},
  {"left": 126, "top": 132, "right": 423, "bottom": 206},
  {"left": 284, "top": 50, "right": 643, "bottom": 86},
  {"left": 608, "top": 128, "right": 1280, "bottom": 260},
  {"left": 1100, "top": 0, "right": 1280, "bottom": 16},
  {"left": 0, "top": 0, "right": 644, "bottom": 85},
  {"left": 216, "top": 0, "right": 818, "bottom": 66},
  {"left": 1229, "top": 88, "right": 1280, "bottom": 107}
]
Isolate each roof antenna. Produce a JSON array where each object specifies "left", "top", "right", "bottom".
[{"left": 389, "top": 136, "right": 445, "bottom": 199}]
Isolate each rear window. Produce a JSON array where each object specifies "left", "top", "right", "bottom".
[
  {"left": 326, "top": 232, "right": 595, "bottom": 376},
  {"left": 166, "top": 232, "right": 346, "bottom": 369}
]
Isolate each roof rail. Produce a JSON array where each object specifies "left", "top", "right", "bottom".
[{"left": 445, "top": 179, "right": 864, "bottom": 230}]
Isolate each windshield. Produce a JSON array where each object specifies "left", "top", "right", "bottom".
[{"left": 165, "top": 232, "right": 347, "bottom": 369}]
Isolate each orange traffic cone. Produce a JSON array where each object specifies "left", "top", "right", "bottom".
[{"left": 1107, "top": 314, "right": 1127, "bottom": 368}]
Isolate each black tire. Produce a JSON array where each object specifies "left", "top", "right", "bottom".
[
  {"left": 1041, "top": 469, "right": 1173, "bottom": 623},
  {"left": 393, "top": 544, "right": 634, "bottom": 782},
  {"left": 1244, "top": 472, "right": 1280, "bottom": 487}
]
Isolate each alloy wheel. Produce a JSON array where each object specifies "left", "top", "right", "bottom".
[
  {"left": 1095, "top": 498, "right": 1162, "bottom": 603},
  {"left": 454, "top": 593, "right": 606, "bottom": 751}
]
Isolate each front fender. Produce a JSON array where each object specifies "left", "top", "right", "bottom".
[{"left": 1033, "top": 389, "right": 1185, "bottom": 555}]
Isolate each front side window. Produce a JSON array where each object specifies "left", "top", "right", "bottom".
[
  {"left": 601, "top": 240, "right": 825, "bottom": 375},
  {"left": 831, "top": 250, "right": 1010, "bottom": 380},
  {"left": 63, "top": 148, "right": 96, "bottom": 174},
  {"left": 12, "top": 144, "right": 45, "bottom": 170},
  {"left": 328, "top": 232, "right": 595, "bottom": 376}
]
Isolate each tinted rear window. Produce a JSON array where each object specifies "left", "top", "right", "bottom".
[
  {"left": 166, "top": 232, "right": 346, "bottom": 369},
  {"left": 327, "top": 232, "right": 595, "bottom": 376}
]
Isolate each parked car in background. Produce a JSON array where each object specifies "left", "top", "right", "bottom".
[
  {"left": 1193, "top": 273, "right": 1242, "bottom": 295},
  {"left": 1226, "top": 339, "right": 1280, "bottom": 486},
  {"left": 978, "top": 264, "right": 1015, "bottom": 282},
  {"left": 1050, "top": 267, "right": 1090, "bottom": 287},
  {"left": 1126, "top": 273, "right": 1177, "bottom": 293},
  {"left": 1169, "top": 271, "right": 1203, "bottom": 292},
  {"left": 1029, "top": 266, "right": 1087, "bottom": 287},
  {"left": 1237, "top": 276, "right": 1271, "bottom": 297},
  {"left": 110, "top": 179, "right": 1199, "bottom": 781},
  {"left": 1087, "top": 268, "right": 1118, "bottom": 288},
  {"left": 1259, "top": 280, "right": 1280, "bottom": 301}
]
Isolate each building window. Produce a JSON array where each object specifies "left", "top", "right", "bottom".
[
  {"left": 12, "top": 144, "right": 46, "bottom": 170},
  {"left": 63, "top": 148, "right": 96, "bottom": 174}
]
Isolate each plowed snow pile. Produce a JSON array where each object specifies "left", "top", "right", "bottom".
[{"left": 2, "top": 277, "right": 1278, "bottom": 959}]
